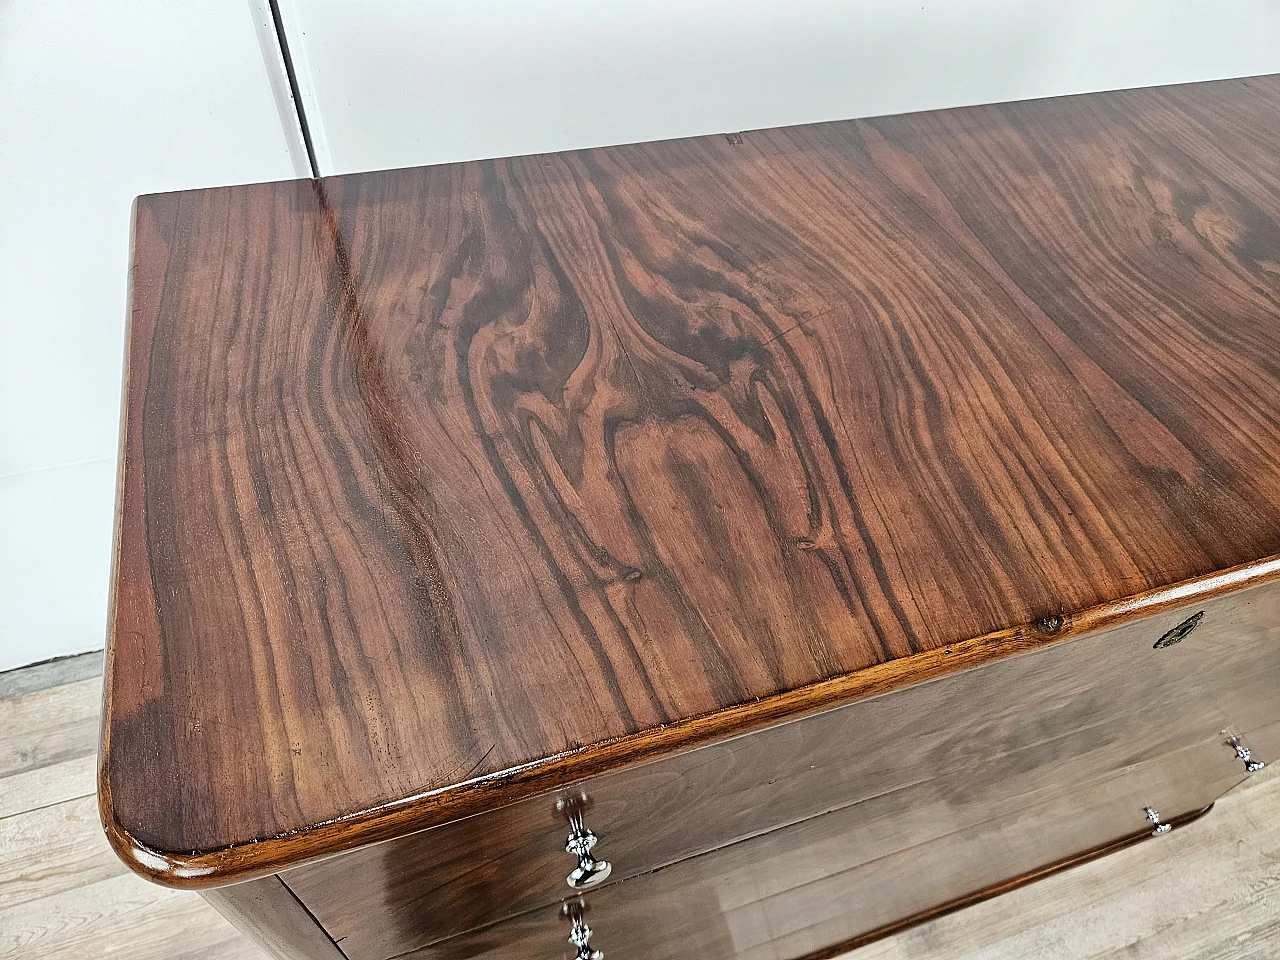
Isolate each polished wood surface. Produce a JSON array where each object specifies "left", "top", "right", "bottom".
[
  {"left": 806, "top": 803, "right": 1218, "bottom": 960},
  {"left": 283, "top": 579, "right": 1280, "bottom": 960},
  {"left": 203, "top": 877, "right": 344, "bottom": 960},
  {"left": 394, "top": 730, "right": 1268, "bottom": 960},
  {"left": 102, "top": 74, "right": 1280, "bottom": 885},
  {"left": 14, "top": 655, "right": 1280, "bottom": 960}
]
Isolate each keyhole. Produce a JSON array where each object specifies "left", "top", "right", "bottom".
[{"left": 1153, "top": 611, "right": 1204, "bottom": 649}]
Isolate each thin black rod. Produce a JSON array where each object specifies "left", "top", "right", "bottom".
[{"left": 267, "top": 0, "right": 320, "bottom": 178}]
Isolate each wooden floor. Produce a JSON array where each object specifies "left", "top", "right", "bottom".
[{"left": 2, "top": 654, "right": 1278, "bottom": 959}]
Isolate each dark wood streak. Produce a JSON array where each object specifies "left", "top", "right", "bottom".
[{"left": 101, "top": 75, "right": 1280, "bottom": 887}]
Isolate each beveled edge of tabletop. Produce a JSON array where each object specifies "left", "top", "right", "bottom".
[{"left": 97, "top": 554, "right": 1280, "bottom": 888}]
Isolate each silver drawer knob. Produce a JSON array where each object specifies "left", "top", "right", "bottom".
[
  {"left": 565, "top": 820, "right": 612, "bottom": 890},
  {"left": 1229, "top": 737, "right": 1266, "bottom": 775},
  {"left": 1145, "top": 806, "right": 1171, "bottom": 836},
  {"left": 564, "top": 901, "right": 603, "bottom": 960},
  {"left": 558, "top": 797, "right": 612, "bottom": 890}
]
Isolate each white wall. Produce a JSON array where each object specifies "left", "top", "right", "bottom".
[
  {"left": 0, "top": 0, "right": 308, "bottom": 671},
  {"left": 280, "top": 0, "right": 1280, "bottom": 176}
]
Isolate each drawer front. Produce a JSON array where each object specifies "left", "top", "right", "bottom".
[
  {"left": 285, "top": 580, "right": 1280, "bottom": 960},
  {"left": 399, "top": 722, "right": 1280, "bottom": 960}
]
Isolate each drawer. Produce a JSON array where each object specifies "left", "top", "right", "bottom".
[
  {"left": 284, "top": 581, "right": 1280, "bottom": 960},
  {"left": 400, "top": 721, "right": 1280, "bottom": 960}
]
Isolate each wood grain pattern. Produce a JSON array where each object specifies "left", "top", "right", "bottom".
[
  {"left": 3, "top": 679, "right": 100, "bottom": 780},
  {"left": 0, "top": 797, "right": 127, "bottom": 910},
  {"left": 103, "top": 74, "right": 1280, "bottom": 885},
  {"left": 0, "top": 754, "right": 96, "bottom": 821},
  {"left": 283, "top": 580, "right": 1280, "bottom": 960},
  {"left": 0, "top": 872, "right": 260, "bottom": 960}
]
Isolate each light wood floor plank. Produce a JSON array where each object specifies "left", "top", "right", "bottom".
[
  {"left": 0, "top": 871, "right": 264, "bottom": 960},
  {"left": 0, "top": 679, "right": 101, "bottom": 779},
  {"left": 0, "top": 754, "right": 97, "bottom": 820},
  {"left": 1091, "top": 886, "right": 1280, "bottom": 960},
  {"left": 0, "top": 795, "right": 125, "bottom": 910},
  {"left": 0, "top": 652, "right": 102, "bottom": 701}
]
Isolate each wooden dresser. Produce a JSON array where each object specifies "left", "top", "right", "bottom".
[{"left": 100, "top": 75, "right": 1280, "bottom": 960}]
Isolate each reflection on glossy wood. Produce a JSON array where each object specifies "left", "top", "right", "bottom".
[
  {"left": 203, "top": 876, "right": 344, "bottom": 960},
  {"left": 102, "top": 73, "right": 1280, "bottom": 890},
  {"left": 809, "top": 805, "right": 1218, "bottom": 960},
  {"left": 855, "top": 765, "right": 1280, "bottom": 960},
  {"left": 283, "top": 580, "right": 1280, "bottom": 960},
  {"left": 394, "top": 737, "right": 1245, "bottom": 960},
  {"left": 9, "top": 657, "right": 1280, "bottom": 960}
]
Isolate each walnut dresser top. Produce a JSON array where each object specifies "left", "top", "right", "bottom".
[{"left": 101, "top": 74, "right": 1280, "bottom": 889}]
